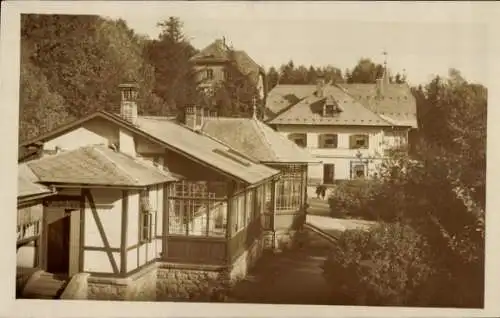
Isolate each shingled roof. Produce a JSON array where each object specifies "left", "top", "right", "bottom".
[
  {"left": 27, "top": 145, "right": 178, "bottom": 187},
  {"left": 190, "top": 39, "right": 264, "bottom": 86},
  {"left": 136, "top": 116, "right": 279, "bottom": 184},
  {"left": 338, "top": 83, "right": 417, "bottom": 128},
  {"left": 201, "top": 117, "right": 317, "bottom": 163},
  {"left": 265, "top": 83, "right": 417, "bottom": 128},
  {"left": 267, "top": 85, "right": 393, "bottom": 126},
  {"left": 18, "top": 163, "right": 55, "bottom": 200}
]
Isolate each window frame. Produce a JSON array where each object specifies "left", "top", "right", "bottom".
[
  {"left": 288, "top": 133, "right": 307, "bottom": 148},
  {"left": 206, "top": 69, "right": 214, "bottom": 80},
  {"left": 350, "top": 134, "right": 369, "bottom": 149},
  {"left": 323, "top": 164, "right": 335, "bottom": 184},
  {"left": 139, "top": 189, "right": 153, "bottom": 243},
  {"left": 319, "top": 134, "right": 338, "bottom": 149},
  {"left": 275, "top": 165, "right": 303, "bottom": 212},
  {"left": 351, "top": 162, "right": 367, "bottom": 180}
]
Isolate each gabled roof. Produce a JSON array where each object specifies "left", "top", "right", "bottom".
[
  {"left": 201, "top": 117, "right": 317, "bottom": 164},
  {"left": 265, "top": 85, "right": 316, "bottom": 116},
  {"left": 268, "top": 85, "right": 393, "bottom": 126},
  {"left": 18, "top": 163, "right": 55, "bottom": 200},
  {"left": 190, "top": 39, "right": 230, "bottom": 63},
  {"left": 265, "top": 83, "right": 417, "bottom": 128},
  {"left": 190, "top": 39, "right": 264, "bottom": 86},
  {"left": 27, "top": 145, "right": 177, "bottom": 187},
  {"left": 136, "top": 116, "right": 278, "bottom": 184},
  {"left": 20, "top": 111, "right": 278, "bottom": 185}
]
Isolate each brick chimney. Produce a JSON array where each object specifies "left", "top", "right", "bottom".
[
  {"left": 119, "top": 83, "right": 139, "bottom": 125},
  {"left": 185, "top": 106, "right": 204, "bottom": 131}
]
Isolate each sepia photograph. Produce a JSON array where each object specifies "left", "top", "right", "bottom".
[{"left": 1, "top": 1, "right": 499, "bottom": 317}]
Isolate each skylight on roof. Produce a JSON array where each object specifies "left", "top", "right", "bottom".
[{"left": 212, "top": 148, "right": 251, "bottom": 167}]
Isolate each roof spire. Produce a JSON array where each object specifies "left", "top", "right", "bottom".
[{"left": 252, "top": 96, "right": 258, "bottom": 120}]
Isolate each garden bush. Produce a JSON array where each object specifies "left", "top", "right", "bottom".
[
  {"left": 327, "top": 180, "right": 387, "bottom": 219},
  {"left": 323, "top": 222, "right": 434, "bottom": 306}
]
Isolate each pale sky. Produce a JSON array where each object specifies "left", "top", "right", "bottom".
[
  {"left": 10, "top": 1, "right": 500, "bottom": 86},
  {"left": 93, "top": 2, "right": 494, "bottom": 86}
]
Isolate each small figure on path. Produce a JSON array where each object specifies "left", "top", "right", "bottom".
[{"left": 315, "top": 185, "right": 322, "bottom": 199}]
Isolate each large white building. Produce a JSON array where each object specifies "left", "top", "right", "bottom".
[{"left": 264, "top": 73, "right": 417, "bottom": 188}]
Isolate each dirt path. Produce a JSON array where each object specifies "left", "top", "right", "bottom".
[{"left": 229, "top": 247, "right": 334, "bottom": 305}]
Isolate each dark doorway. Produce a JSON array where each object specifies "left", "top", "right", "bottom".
[
  {"left": 46, "top": 216, "right": 70, "bottom": 275},
  {"left": 323, "top": 164, "right": 335, "bottom": 184}
]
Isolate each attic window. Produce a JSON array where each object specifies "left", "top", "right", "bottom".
[{"left": 323, "top": 99, "right": 341, "bottom": 117}]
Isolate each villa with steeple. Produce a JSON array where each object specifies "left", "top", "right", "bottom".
[{"left": 263, "top": 60, "right": 417, "bottom": 191}]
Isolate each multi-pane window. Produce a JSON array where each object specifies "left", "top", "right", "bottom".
[
  {"left": 206, "top": 69, "right": 214, "bottom": 80},
  {"left": 351, "top": 163, "right": 367, "bottom": 180},
  {"left": 288, "top": 133, "right": 307, "bottom": 148},
  {"left": 319, "top": 134, "right": 338, "bottom": 149},
  {"left": 350, "top": 134, "right": 369, "bottom": 149},
  {"left": 139, "top": 189, "right": 153, "bottom": 243},
  {"left": 235, "top": 193, "right": 245, "bottom": 233},
  {"left": 275, "top": 165, "right": 303, "bottom": 212},
  {"left": 168, "top": 181, "right": 227, "bottom": 237}
]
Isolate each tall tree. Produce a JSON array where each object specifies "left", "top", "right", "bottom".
[
  {"left": 347, "top": 58, "right": 384, "bottom": 83},
  {"left": 20, "top": 14, "right": 165, "bottom": 142},
  {"left": 145, "top": 16, "right": 199, "bottom": 115}
]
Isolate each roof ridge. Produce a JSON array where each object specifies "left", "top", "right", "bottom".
[
  {"left": 92, "top": 146, "right": 139, "bottom": 185},
  {"left": 332, "top": 83, "right": 393, "bottom": 125},
  {"left": 252, "top": 119, "right": 280, "bottom": 161}
]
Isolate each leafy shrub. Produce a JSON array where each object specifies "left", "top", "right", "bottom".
[
  {"left": 327, "top": 180, "right": 385, "bottom": 219},
  {"left": 323, "top": 222, "right": 434, "bottom": 306}
]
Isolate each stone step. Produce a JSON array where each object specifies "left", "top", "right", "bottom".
[{"left": 21, "top": 271, "right": 69, "bottom": 299}]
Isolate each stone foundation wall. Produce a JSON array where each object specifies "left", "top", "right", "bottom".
[
  {"left": 80, "top": 234, "right": 272, "bottom": 301},
  {"left": 229, "top": 234, "right": 264, "bottom": 281},
  {"left": 87, "top": 276, "right": 128, "bottom": 300},
  {"left": 87, "top": 263, "right": 158, "bottom": 301},
  {"left": 125, "top": 264, "right": 157, "bottom": 301},
  {"left": 156, "top": 263, "right": 226, "bottom": 301}
]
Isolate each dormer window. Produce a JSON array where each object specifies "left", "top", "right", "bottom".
[{"left": 323, "top": 97, "right": 341, "bottom": 117}]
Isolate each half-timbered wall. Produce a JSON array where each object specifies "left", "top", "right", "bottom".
[{"left": 83, "top": 189, "right": 122, "bottom": 274}]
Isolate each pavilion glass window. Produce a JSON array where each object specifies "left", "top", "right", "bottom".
[
  {"left": 275, "top": 165, "right": 303, "bottom": 212},
  {"left": 168, "top": 181, "right": 227, "bottom": 237},
  {"left": 139, "top": 189, "right": 153, "bottom": 243}
]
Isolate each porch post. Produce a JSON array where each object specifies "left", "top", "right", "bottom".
[
  {"left": 162, "top": 183, "right": 169, "bottom": 260},
  {"left": 271, "top": 178, "right": 277, "bottom": 249},
  {"left": 120, "top": 190, "right": 128, "bottom": 276},
  {"left": 225, "top": 181, "right": 235, "bottom": 264},
  {"left": 78, "top": 190, "right": 85, "bottom": 272}
]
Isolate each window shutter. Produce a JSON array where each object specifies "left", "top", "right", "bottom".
[
  {"left": 365, "top": 135, "right": 370, "bottom": 149},
  {"left": 318, "top": 134, "right": 323, "bottom": 148},
  {"left": 349, "top": 135, "right": 356, "bottom": 149}
]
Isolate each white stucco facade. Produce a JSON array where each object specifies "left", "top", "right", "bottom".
[{"left": 274, "top": 124, "right": 409, "bottom": 184}]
